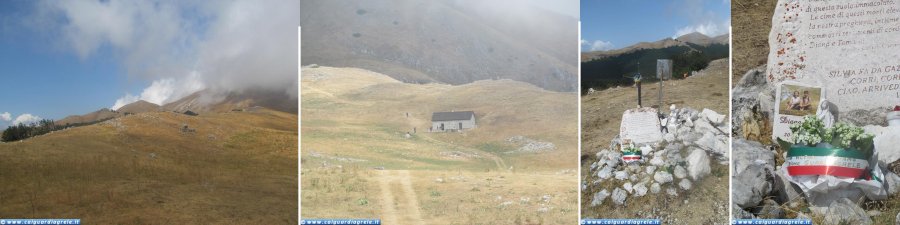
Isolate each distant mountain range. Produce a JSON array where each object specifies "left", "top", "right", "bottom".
[
  {"left": 299, "top": 0, "right": 578, "bottom": 92},
  {"left": 580, "top": 32, "right": 729, "bottom": 92},
  {"left": 56, "top": 89, "right": 297, "bottom": 126}
]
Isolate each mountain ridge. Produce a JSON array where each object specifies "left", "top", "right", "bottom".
[
  {"left": 54, "top": 89, "right": 297, "bottom": 126},
  {"left": 581, "top": 32, "right": 729, "bottom": 62}
]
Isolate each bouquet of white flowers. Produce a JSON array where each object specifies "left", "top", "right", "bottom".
[{"left": 778, "top": 115, "right": 875, "bottom": 178}]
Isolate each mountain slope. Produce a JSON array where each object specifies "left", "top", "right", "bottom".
[
  {"left": 56, "top": 108, "right": 120, "bottom": 126},
  {"left": 299, "top": 0, "right": 578, "bottom": 92},
  {"left": 0, "top": 107, "right": 297, "bottom": 223},
  {"left": 302, "top": 65, "right": 577, "bottom": 171},
  {"left": 301, "top": 66, "right": 578, "bottom": 223},
  {"left": 117, "top": 100, "right": 161, "bottom": 114},
  {"left": 162, "top": 89, "right": 298, "bottom": 114},
  {"left": 580, "top": 33, "right": 730, "bottom": 92}
]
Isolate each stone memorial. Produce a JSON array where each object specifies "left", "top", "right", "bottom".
[
  {"left": 620, "top": 107, "right": 662, "bottom": 145},
  {"left": 767, "top": 0, "right": 900, "bottom": 112}
]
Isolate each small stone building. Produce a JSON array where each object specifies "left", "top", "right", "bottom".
[{"left": 431, "top": 111, "right": 476, "bottom": 132}]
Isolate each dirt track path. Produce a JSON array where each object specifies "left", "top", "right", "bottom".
[{"left": 377, "top": 170, "right": 425, "bottom": 224}]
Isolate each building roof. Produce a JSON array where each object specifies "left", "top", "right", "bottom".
[{"left": 431, "top": 111, "right": 475, "bottom": 121}]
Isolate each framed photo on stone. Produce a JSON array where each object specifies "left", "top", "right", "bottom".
[{"left": 774, "top": 81, "right": 824, "bottom": 141}]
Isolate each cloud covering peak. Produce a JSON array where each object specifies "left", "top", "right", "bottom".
[{"left": 33, "top": 0, "right": 299, "bottom": 109}]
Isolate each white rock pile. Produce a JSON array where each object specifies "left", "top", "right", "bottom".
[{"left": 586, "top": 107, "right": 727, "bottom": 207}]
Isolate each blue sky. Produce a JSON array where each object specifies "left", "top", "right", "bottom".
[
  {"left": 0, "top": 1, "right": 147, "bottom": 126},
  {"left": 0, "top": 1, "right": 299, "bottom": 128},
  {"left": 580, "top": 0, "right": 730, "bottom": 52}
]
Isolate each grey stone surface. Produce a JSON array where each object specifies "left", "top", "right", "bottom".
[
  {"left": 633, "top": 182, "right": 648, "bottom": 197},
  {"left": 611, "top": 187, "right": 627, "bottom": 205},
  {"left": 733, "top": 165, "right": 771, "bottom": 208},
  {"left": 773, "top": 171, "right": 804, "bottom": 204},
  {"left": 678, "top": 178, "right": 692, "bottom": 191},
  {"left": 650, "top": 182, "right": 661, "bottom": 194},
  {"left": 823, "top": 198, "right": 872, "bottom": 225},
  {"left": 733, "top": 203, "right": 755, "bottom": 219},
  {"left": 673, "top": 165, "right": 687, "bottom": 179},
  {"left": 876, "top": 127, "right": 900, "bottom": 166},
  {"left": 767, "top": 0, "right": 900, "bottom": 112},
  {"left": 653, "top": 171, "right": 674, "bottom": 184},
  {"left": 686, "top": 148, "right": 711, "bottom": 180},
  {"left": 757, "top": 199, "right": 785, "bottom": 219},
  {"left": 590, "top": 189, "right": 609, "bottom": 207},
  {"left": 732, "top": 139, "right": 775, "bottom": 176},
  {"left": 645, "top": 165, "right": 657, "bottom": 175},
  {"left": 614, "top": 171, "right": 628, "bottom": 180},
  {"left": 886, "top": 171, "right": 900, "bottom": 195},
  {"left": 597, "top": 166, "right": 613, "bottom": 180}
]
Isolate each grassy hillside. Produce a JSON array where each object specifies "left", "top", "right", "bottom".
[
  {"left": 0, "top": 109, "right": 298, "bottom": 224},
  {"left": 301, "top": 66, "right": 578, "bottom": 224}
]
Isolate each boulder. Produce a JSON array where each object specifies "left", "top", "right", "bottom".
[
  {"left": 696, "top": 132, "right": 718, "bottom": 153},
  {"left": 611, "top": 187, "right": 627, "bottom": 205},
  {"left": 597, "top": 166, "right": 613, "bottom": 180},
  {"left": 649, "top": 156, "right": 665, "bottom": 166},
  {"left": 614, "top": 171, "right": 629, "bottom": 180},
  {"left": 701, "top": 108, "right": 726, "bottom": 125},
  {"left": 633, "top": 182, "right": 648, "bottom": 197},
  {"left": 653, "top": 171, "right": 674, "bottom": 184},
  {"left": 886, "top": 171, "right": 900, "bottom": 195},
  {"left": 673, "top": 165, "right": 687, "bottom": 179},
  {"left": 664, "top": 133, "right": 676, "bottom": 143},
  {"left": 773, "top": 171, "right": 804, "bottom": 204},
  {"left": 686, "top": 149, "right": 711, "bottom": 180},
  {"left": 645, "top": 166, "right": 657, "bottom": 175},
  {"left": 694, "top": 116, "right": 724, "bottom": 136},
  {"left": 733, "top": 165, "right": 771, "bottom": 208},
  {"left": 650, "top": 182, "right": 661, "bottom": 194},
  {"left": 677, "top": 126, "right": 700, "bottom": 143},
  {"left": 875, "top": 126, "right": 900, "bottom": 166},
  {"left": 732, "top": 139, "right": 775, "bottom": 176},
  {"left": 590, "top": 189, "right": 609, "bottom": 207},
  {"left": 623, "top": 182, "right": 633, "bottom": 194},
  {"left": 733, "top": 203, "right": 754, "bottom": 219},
  {"left": 756, "top": 199, "right": 785, "bottom": 219},
  {"left": 606, "top": 152, "right": 622, "bottom": 167},
  {"left": 678, "top": 179, "right": 692, "bottom": 190},
  {"left": 896, "top": 212, "right": 900, "bottom": 225},
  {"left": 823, "top": 198, "right": 872, "bottom": 225}
]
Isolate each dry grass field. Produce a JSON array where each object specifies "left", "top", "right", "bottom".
[
  {"left": 0, "top": 109, "right": 298, "bottom": 224},
  {"left": 732, "top": 0, "right": 777, "bottom": 86},
  {"left": 300, "top": 66, "right": 578, "bottom": 224}
]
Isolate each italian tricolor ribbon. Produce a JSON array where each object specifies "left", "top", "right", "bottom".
[
  {"left": 622, "top": 151, "right": 641, "bottom": 163},
  {"left": 786, "top": 146, "right": 869, "bottom": 178}
]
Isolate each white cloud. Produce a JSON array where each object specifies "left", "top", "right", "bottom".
[
  {"left": 12, "top": 114, "right": 41, "bottom": 126},
  {"left": 33, "top": 0, "right": 299, "bottom": 109},
  {"left": 111, "top": 71, "right": 206, "bottom": 109},
  {"left": 670, "top": 0, "right": 730, "bottom": 39},
  {"left": 0, "top": 112, "right": 11, "bottom": 122},
  {"left": 580, "top": 39, "right": 614, "bottom": 51},
  {"left": 672, "top": 19, "right": 730, "bottom": 38}
]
